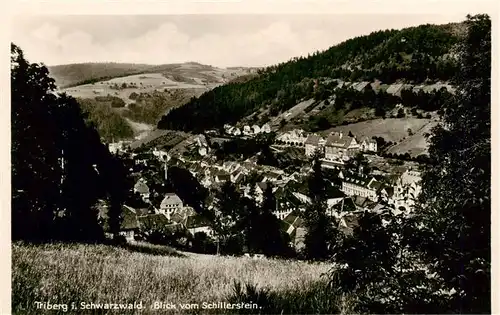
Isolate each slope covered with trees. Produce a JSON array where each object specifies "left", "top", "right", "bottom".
[
  {"left": 158, "top": 22, "right": 465, "bottom": 133},
  {"left": 11, "top": 44, "right": 129, "bottom": 242}
]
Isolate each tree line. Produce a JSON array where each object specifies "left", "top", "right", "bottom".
[
  {"left": 11, "top": 44, "right": 129, "bottom": 243},
  {"left": 157, "top": 23, "right": 461, "bottom": 133}
]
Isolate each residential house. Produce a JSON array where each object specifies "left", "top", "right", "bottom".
[
  {"left": 320, "top": 159, "right": 344, "bottom": 170},
  {"left": 337, "top": 212, "right": 361, "bottom": 237},
  {"left": 232, "top": 127, "right": 242, "bottom": 136},
  {"left": 255, "top": 182, "right": 279, "bottom": 203},
  {"left": 391, "top": 168, "right": 422, "bottom": 211},
  {"left": 261, "top": 123, "right": 271, "bottom": 133},
  {"left": 386, "top": 83, "right": 406, "bottom": 96},
  {"left": 133, "top": 179, "right": 150, "bottom": 203},
  {"left": 304, "top": 134, "right": 324, "bottom": 157},
  {"left": 159, "top": 193, "right": 184, "bottom": 219},
  {"left": 214, "top": 170, "right": 231, "bottom": 183},
  {"left": 137, "top": 213, "right": 171, "bottom": 232},
  {"left": 324, "top": 132, "right": 360, "bottom": 160},
  {"left": 352, "top": 81, "right": 371, "bottom": 92},
  {"left": 186, "top": 214, "right": 214, "bottom": 237},
  {"left": 359, "top": 137, "right": 378, "bottom": 153},
  {"left": 281, "top": 210, "right": 306, "bottom": 250},
  {"left": 243, "top": 125, "right": 253, "bottom": 136},
  {"left": 341, "top": 172, "right": 383, "bottom": 202},
  {"left": 274, "top": 189, "right": 305, "bottom": 220},
  {"left": 98, "top": 203, "right": 140, "bottom": 242},
  {"left": 277, "top": 129, "right": 308, "bottom": 146},
  {"left": 252, "top": 125, "right": 261, "bottom": 134}
]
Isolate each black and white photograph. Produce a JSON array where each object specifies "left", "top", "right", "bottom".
[{"left": 8, "top": 2, "right": 494, "bottom": 314}]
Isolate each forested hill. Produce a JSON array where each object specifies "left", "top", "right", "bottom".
[{"left": 157, "top": 22, "right": 466, "bottom": 133}]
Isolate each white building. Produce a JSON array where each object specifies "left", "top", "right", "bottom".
[
  {"left": 277, "top": 129, "right": 308, "bottom": 146},
  {"left": 159, "top": 193, "right": 184, "bottom": 219},
  {"left": 391, "top": 169, "right": 422, "bottom": 211},
  {"left": 252, "top": 125, "right": 261, "bottom": 134},
  {"left": 359, "top": 137, "right": 378, "bottom": 153},
  {"left": 324, "top": 132, "right": 360, "bottom": 160},
  {"left": 243, "top": 125, "right": 253, "bottom": 136},
  {"left": 261, "top": 123, "right": 271, "bottom": 133},
  {"left": 232, "top": 127, "right": 242, "bottom": 136},
  {"left": 304, "top": 134, "right": 324, "bottom": 157}
]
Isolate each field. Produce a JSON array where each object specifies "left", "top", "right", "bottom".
[
  {"left": 320, "top": 118, "right": 439, "bottom": 157},
  {"left": 60, "top": 73, "right": 208, "bottom": 105},
  {"left": 12, "top": 243, "right": 350, "bottom": 314}
]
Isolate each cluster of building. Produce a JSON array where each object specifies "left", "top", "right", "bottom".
[
  {"left": 224, "top": 123, "right": 272, "bottom": 136},
  {"left": 276, "top": 129, "right": 378, "bottom": 161},
  {"left": 105, "top": 125, "right": 422, "bottom": 251}
]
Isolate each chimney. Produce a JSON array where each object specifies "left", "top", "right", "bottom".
[{"left": 339, "top": 131, "right": 343, "bottom": 139}]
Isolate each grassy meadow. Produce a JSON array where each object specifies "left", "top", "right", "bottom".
[{"left": 12, "top": 242, "right": 354, "bottom": 314}]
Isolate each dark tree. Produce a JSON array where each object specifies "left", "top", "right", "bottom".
[
  {"left": 411, "top": 14, "right": 491, "bottom": 313},
  {"left": 11, "top": 44, "right": 127, "bottom": 243},
  {"left": 303, "top": 154, "right": 335, "bottom": 260}
]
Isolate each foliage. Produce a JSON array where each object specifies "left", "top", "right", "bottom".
[
  {"left": 410, "top": 14, "right": 491, "bottom": 313},
  {"left": 11, "top": 44, "right": 128, "bottom": 243},
  {"left": 302, "top": 154, "right": 336, "bottom": 260},
  {"left": 78, "top": 97, "right": 134, "bottom": 141},
  {"left": 158, "top": 23, "right": 462, "bottom": 132}
]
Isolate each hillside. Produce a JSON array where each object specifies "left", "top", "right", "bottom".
[
  {"left": 12, "top": 243, "right": 345, "bottom": 314},
  {"left": 49, "top": 62, "right": 258, "bottom": 88},
  {"left": 51, "top": 63, "right": 258, "bottom": 141},
  {"left": 157, "top": 22, "right": 466, "bottom": 133}
]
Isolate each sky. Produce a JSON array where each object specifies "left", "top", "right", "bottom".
[{"left": 12, "top": 14, "right": 468, "bottom": 68}]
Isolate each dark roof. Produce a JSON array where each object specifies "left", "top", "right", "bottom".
[
  {"left": 338, "top": 213, "right": 360, "bottom": 236},
  {"left": 138, "top": 213, "right": 170, "bottom": 230},
  {"left": 186, "top": 214, "right": 212, "bottom": 229},
  {"left": 343, "top": 172, "right": 381, "bottom": 191},
  {"left": 325, "top": 133, "right": 356, "bottom": 149},
  {"left": 305, "top": 134, "right": 321, "bottom": 145},
  {"left": 283, "top": 210, "right": 305, "bottom": 228},
  {"left": 100, "top": 204, "right": 140, "bottom": 232},
  {"left": 134, "top": 181, "right": 150, "bottom": 194}
]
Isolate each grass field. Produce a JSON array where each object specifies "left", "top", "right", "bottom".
[
  {"left": 320, "top": 117, "right": 438, "bottom": 157},
  {"left": 12, "top": 243, "right": 351, "bottom": 314}
]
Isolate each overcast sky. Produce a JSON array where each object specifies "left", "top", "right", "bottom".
[{"left": 12, "top": 14, "right": 467, "bottom": 68}]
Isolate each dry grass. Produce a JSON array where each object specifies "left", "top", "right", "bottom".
[{"left": 12, "top": 243, "right": 347, "bottom": 314}]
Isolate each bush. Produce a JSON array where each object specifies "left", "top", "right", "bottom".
[{"left": 111, "top": 97, "right": 126, "bottom": 108}]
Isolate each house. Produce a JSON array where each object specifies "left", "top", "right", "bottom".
[
  {"left": 337, "top": 212, "right": 361, "bottom": 237},
  {"left": 391, "top": 168, "right": 422, "bottom": 211},
  {"left": 274, "top": 189, "right": 305, "bottom": 220},
  {"left": 324, "top": 132, "right": 360, "bottom": 160},
  {"left": 98, "top": 203, "right": 140, "bottom": 242},
  {"left": 232, "top": 127, "right": 242, "bottom": 136},
  {"left": 261, "top": 123, "right": 271, "bottom": 133},
  {"left": 304, "top": 134, "right": 324, "bottom": 157},
  {"left": 353, "top": 81, "right": 371, "bottom": 92},
  {"left": 214, "top": 170, "right": 231, "bottom": 183},
  {"left": 386, "top": 83, "right": 406, "bottom": 96},
  {"left": 281, "top": 210, "right": 306, "bottom": 250},
  {"left": 359, "top": 137, "right": 378, "bottom": 153},
  {"left": 243, "top": 125, "right": 253, "bottom": 136},
  {"left": 320, "top": 159, "right": 344, "bottom": 170},
  {"left": 252, "top": 125, "right": 261, "bottom": 134},
  {"left": 277, "top": 129, "right": 308, "bottom": 146},
  {"left": 133, "top": 179, "right": 150, "bottom": 202},
  {"left": 255, "top": 182, "right": 280, "bottom": 203},
  {"left": 159, "top": 193, "right": 184, "bottom": 218},
  {"left": 137, "top": 213, "right": 171, "bottom": 232},
  {"left": 186, "top": 214, "right": 214, "bottom": 237},
  {"left": 341, "top": 172, "right": 383, "bottom": 202},
  {"left": 198, "top": 147, "right": 208, "bottom": 156}
]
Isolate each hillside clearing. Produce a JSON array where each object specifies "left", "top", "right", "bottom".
[{"left": 12, "top": 243, "right": 337, "bottom": 314}]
